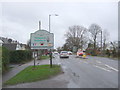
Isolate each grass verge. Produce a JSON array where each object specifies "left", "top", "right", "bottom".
[
  {"left": 0, "top": 47, "right": 1, "bottom": 73},
  {"left": 39, "top": 55, "right": 50, "bottom": 60},
  {"left": 4, "top": 64, "right": 62, "bottom": 85}
]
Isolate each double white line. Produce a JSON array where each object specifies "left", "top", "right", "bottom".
[
  {"left": 94, "top": 65, "right": 111, "bottom": 72},
  {"left": 104, "top": 64, "right": 118, "bottom": 72}
]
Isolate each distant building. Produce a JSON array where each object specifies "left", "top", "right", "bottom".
[
  {"left": 0, "top": 40, "right": 3, "bottom": 46},
  {"left": 2, "top": 43, "right": 17, "bottom": 50},
  {"left": 0, "top": 36, "right": 26, "bottom": 50},
  {"left": 2, "top": 43, "right": 26, "bottom": 51},
  {"left": 19, "top": 44, "right": 26, "bottom": 50}
]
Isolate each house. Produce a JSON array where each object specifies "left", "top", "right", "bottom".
[
  {"left": 0, "top": 40, "right": 3, "bottom": 46},
  {"left": 2, "top": 42, "right": 27, "bottom": 51},
  {"left": 2, "top": 43, "right": 17, "bottom": 51},
  {"left": 2, "top": 43, "right": 26, "bottom": 51},
  {"left": 1, "top": 36, "right": 27, "bottom": 50}
]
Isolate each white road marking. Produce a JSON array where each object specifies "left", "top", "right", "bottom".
[
  {"left": 94, "top": 65, "right": 111, "bottom": 72},
  {"left": 82, "top": 61, "right": 88, "bottom": 64},
  {"left": 105, "top": 64, "right": 118, "bottom": 72},
  {"left": 96, "top": 61, "right": 102, "bottom": 63},
  {"left": 62, "top": 66, "right": 67, "bottom": 69},
  {"left": 57, "top": 62, "right": 61, "bottom": 65}
]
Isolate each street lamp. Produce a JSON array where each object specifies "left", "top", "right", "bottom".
[
  {"left": 48, "top": 14, "right": 58, "bottom": 68},
  {"left": 101, "top": 30, "right": 102, "bottom": 51},
  {"left": 49, "top": 14, "right": 59, "bottom": 32}
]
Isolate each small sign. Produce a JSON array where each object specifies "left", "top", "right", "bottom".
[{"left": 30, "top": 30, "right": 54, "bottom": 49}]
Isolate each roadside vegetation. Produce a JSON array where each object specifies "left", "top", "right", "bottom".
[
  {"left": 2, "top": 47, "right": 10, "bottom": 73},
  {"left": 38, "top": 55, "right": 50, "bottom": 60},
  {"left": 4, "top": 64, "right": 62, "bottom": 85},
  {"left": 57, "top": 24, "right": 118, "bottom": 60},
  {"left": 0, "top": 47, "right": 2, "bottom": 74},
  {"left": 10, "top": 50, "right": 32, "bottom": 63},
  {"left": 2, "top": 47, "right": 33, "bottom": 73}
]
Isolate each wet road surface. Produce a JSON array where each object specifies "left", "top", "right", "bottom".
[
  {"left": 3, "top": 54, "right": 118, "bottom": 88},
  {"left": 53, "top": 55, "right": 118, "bottom": 88}
]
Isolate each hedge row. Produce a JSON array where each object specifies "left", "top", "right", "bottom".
[
  {"left": 10, "top": 50, "right": 32, "bottom": 63},
  {"left": 2, "top": 47, "right": 32, "bottom": 73},
  {"left": 2, "top": 47, "right": 10, "bottom": 73}
]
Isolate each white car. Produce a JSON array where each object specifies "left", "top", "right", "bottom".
[
  {"left": 59, "top": 51, "right": 69, "bottom": 58},
  {"left": 67, "top": 51, "right": 72, "bottom": 55},
  {"left": 53, "top": 51, "right": 59, "bottom": 55}
]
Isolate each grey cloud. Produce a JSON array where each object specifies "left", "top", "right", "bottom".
[{"left": 1, "top": 2, "right": 118, "bottom": 48}]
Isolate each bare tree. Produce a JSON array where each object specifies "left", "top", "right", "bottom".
[
  {"left": 110, "top": 41, "right": 118, "bottom": 50},
  {"left": 64, "top": 25, "right": 88, "bottom": 51},
  {"left": 26, "top": 39, "right": 31, "bottom": 50},
  {"left": 89, "top": 24, "right": 102, "bottom": 55},
  {"left": 110, "top": 41, "right": 118, "bottom": 57},
  {"left": 103, "top": 29, "right": 110, "bottom": 51}
]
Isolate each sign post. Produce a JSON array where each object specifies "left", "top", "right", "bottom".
[
  {"left": 30, "top": 30, "right": 54, "bottom": 68},
  {"left": 49, "top": 49, "right": 52, "bottom": 68}
]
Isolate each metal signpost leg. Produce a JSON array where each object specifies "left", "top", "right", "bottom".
[
  {"left": 50, "top": 49, "right": 52, "bottom": 68},
  {"left": 34, "top": 50, "right": 36, "bottom": 68}
]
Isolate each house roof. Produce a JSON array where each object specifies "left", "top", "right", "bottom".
[{"left": 2, "top": 43, "right": 17, "bottom": 51}]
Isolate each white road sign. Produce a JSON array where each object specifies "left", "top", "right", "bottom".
[{"left": 30, "top": 30, "right": 54, "bottom": 49}]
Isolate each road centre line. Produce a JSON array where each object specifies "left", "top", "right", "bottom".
[
  {"left": 94, "top": 65, "right": 111, "bottom": 72},
  {"left": 104, "top": 64, "right": 118, "bottom": 72},
  {"left": 96, "top": 61, "right": 102, "bottom": 63},
  {"left": 82, "top": 61, "right": 88, "bottom": 64}
]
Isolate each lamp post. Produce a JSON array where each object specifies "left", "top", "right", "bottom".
[
  {"left": 49, "top": 14, "right": 58, "bottom": 68},
  {"left": 101, "top": 30, "right": 102, "bottom": 55},
  {"left": 49, "top": 14, "right": 58, "bottom": 32}
]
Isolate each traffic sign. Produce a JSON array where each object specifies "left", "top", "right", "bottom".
[{"left": 30, "top": 30, "right": 54, "bottom": 49}]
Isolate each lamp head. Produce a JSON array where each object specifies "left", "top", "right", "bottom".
[{"left": 55, "top": 14, "right": 59, "bottom": 16}]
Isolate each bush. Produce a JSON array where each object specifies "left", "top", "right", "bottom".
[
  {"left": 2, "top": 47, "right": 10, "bottom": 73},
  {"left": 10, "top": 50, "right": 32, "bottom": 63}
]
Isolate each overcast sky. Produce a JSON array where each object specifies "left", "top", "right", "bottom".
[{"left": 0, "top": 1, "right": 118, "bottom": 48}]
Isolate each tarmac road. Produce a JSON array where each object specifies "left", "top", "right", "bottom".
[
  {"left": 53, "top": 54, "right": 118, "bottom": 88},
  {"left": 3, "top": 54, "right": 118, "bottom": 88}
]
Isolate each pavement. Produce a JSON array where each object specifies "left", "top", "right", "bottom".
[
  {"left": 2, "top": 54, "right": 118, "bottom": 88},
  {"left": 2, "top": 57, "right": 69, "bottom": 88},
  {"left": 2, "top": 59, "right": 49, "bottom": 83}
]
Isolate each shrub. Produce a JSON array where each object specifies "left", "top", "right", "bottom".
[
  {"left": 10, "top": 50, "right": 32, "bottom": 63},
  {"left": 2, "top": 47, "right": 10, "bottom": 73}
]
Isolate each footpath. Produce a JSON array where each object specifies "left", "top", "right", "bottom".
[{"left": 2, "top": 58, "right": 69, "bottom": 88}]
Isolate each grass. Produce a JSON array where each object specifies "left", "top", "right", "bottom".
[
  {"left": 0, "top": 47, "right": 2, "bottom": 73},
  {"left": 9, "top": 66, "right": 14, "bottom": 69},
  {"left": 4, "top": 64, "right": 62, "bottom": 85},
  {"left": 96, "top": 55, "right": 118, "bottom": 60},
  {"left": 39, "top": 55, "right": 50, "bottom": 60}
]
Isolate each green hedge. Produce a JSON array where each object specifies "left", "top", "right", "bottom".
[
  {"left": 10, "top": 50, "right": 32, "bottom": 63},
  {"left": 2, "top": 47, "right": 33, "bottom": 73},
  {"left": 2, "top": 47, "right": 10, "bottom": 73}
]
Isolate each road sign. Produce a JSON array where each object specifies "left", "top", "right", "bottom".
[
  {"left": 73, "top": 46, "right": 77, "bottom": 53},
  {"left": 30, "top": 30, "right": 54, "bottom": 49}
]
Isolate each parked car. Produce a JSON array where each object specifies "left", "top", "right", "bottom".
[
  {"left": 67, "top": 51, "right": 72, "bottom": 55},
  {"left": 77, "top": 49, "right": 84, "bottom": 56},
  {"left": 53, "top": 51, "right": 59, "bottom": 54},
  {"left": 60, "top": 51, "right": 69, "bottom": 58}
]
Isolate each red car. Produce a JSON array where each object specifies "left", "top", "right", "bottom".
[{"left": 77, "top": 49, "right": 84, "bottom": 56}]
